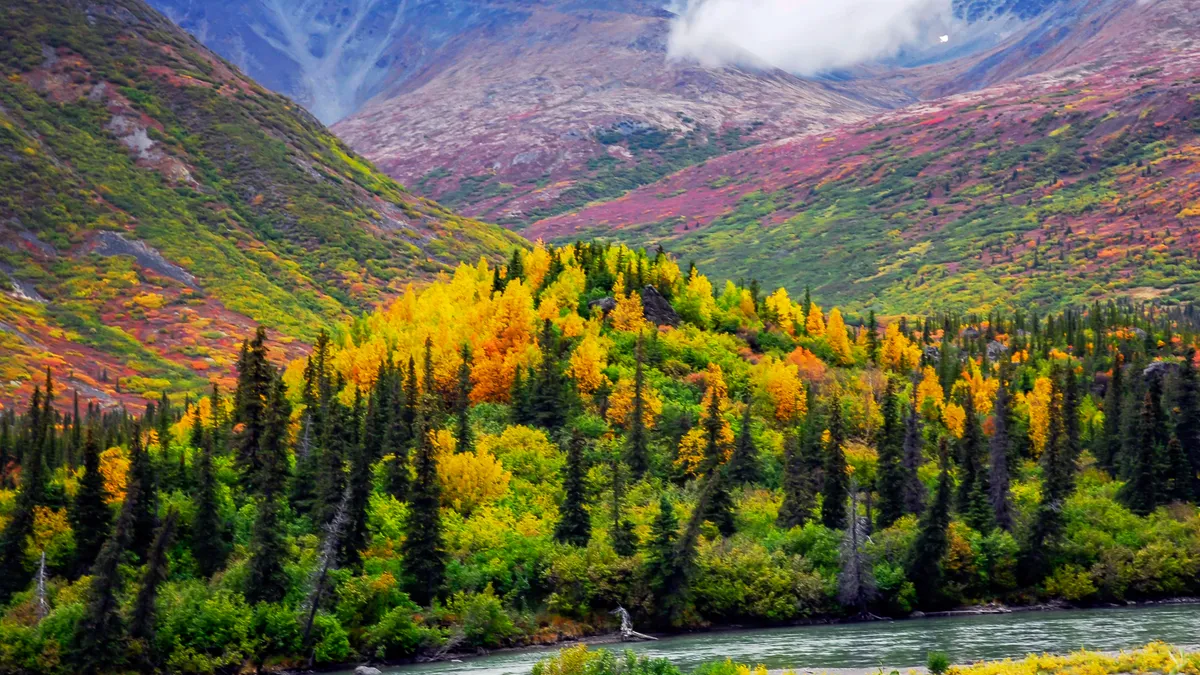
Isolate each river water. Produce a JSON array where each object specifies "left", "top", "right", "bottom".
[{"left": 343, "top": 604, "right": 1200, "bottom": 675}]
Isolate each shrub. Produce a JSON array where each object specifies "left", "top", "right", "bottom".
[
  {"left": 532, "top": 645, "right": 682, "bottom": 675},
  {"left": 365, "top": 605, "right": 442, "bottom": 660},
  {"left": 446, "top": 584, "right": 518, "bottom": 649},
  {"left": 928, "top": 651, "right": 951, "bottom": 675}
]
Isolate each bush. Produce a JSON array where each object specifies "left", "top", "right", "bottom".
[
  {"left": 532, "top": 645, "right": 682, "bottom": 675},
  {"left": 365, "top": 605, "right": 442, "bottom": 660},
  {"left": 446, "top": 584, "right": 518, "bottom": 649},
  {"left": 310, "top": 614, "right": 351, "bottom": 665},
  {"left": 928, "top": 651, "right": 951, "bottom": 675}
]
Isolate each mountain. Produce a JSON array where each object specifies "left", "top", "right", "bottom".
[
  {"left": 146, "top": 0, "right": 1187, "bottom": 228},
  {"left": 0, "top": 0, "right": 524, "bottom": 409},
  {"left": 527, "top": 47, "right": 1200, "bottom": 313}
]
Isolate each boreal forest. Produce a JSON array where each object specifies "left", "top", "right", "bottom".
[{"left": 2, "top": 243, "right": 1200, "bottom": 673}]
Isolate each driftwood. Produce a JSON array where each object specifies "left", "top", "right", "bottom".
[{"left": 612, "top": 607, "right": 658, "bottom": 641}]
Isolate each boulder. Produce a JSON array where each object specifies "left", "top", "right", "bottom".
[
  {"left": 986, "top": 340, "right": 1008, "bottom": 362},
  {"left": 587, "top": 297, "right": 617, "bottom": 316},
  {"left": 923, "top": 345, "right": 940, "bottom": 364},
  {"left": 640, "top": 285, "right": 680, "bottom": 327},
  {"left": 355, "top": 667, "right": 383, "bottom": 675},
  {"left": 1143, "top": 360, "right": 1179, "bottom": 381}
]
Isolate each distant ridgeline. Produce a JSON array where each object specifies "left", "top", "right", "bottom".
[{"left": 4, "top": 243, "right": 1200, "bottom": 673}]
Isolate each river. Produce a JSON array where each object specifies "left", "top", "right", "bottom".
[{"left": 339, "top": 604, "right": 1200, "bottom": 675}]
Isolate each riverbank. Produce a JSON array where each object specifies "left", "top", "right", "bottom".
[
  {"left": 397, "top": 596, "right": 1200, "bottom": 668},
  {"left": 763, "top": 642, "right": 1198, "bottom": 675},
  {"left": 310, "top": 602, "right": 1200, "bottom": 675}
]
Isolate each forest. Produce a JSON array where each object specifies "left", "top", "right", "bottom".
[{"left": 2, "top": 242, "right": 1200, "bottom": 674}]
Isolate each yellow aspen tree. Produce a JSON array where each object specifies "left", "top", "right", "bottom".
[
  {"left": 826, "top": 308, "right": 854, "bottom": 365},
  {"left": 567, "top": 329, "right": 609, "bottom": 399},
  {"left": 806, "top": 303, "right": 826, "bottom": 336}
]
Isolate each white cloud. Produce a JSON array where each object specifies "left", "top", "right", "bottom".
[{"left": 667, "top": 0, "right": 955, "bottom": 74}]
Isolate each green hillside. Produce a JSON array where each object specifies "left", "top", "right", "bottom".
[{"left": 0, "top": 0, "right": 525, "bottom": 408}]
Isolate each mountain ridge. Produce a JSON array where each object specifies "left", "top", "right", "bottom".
[{"left": 0, "top": 0, "right": 524, "bottom": 410}]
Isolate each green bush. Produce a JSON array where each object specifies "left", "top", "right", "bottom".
[
  {"left": 928, "top": 651, "right": 951, "bottom": 675},
  {"left": 365, "top": 605, "right": 442, "bottom": 660},
  {"left": 447, "top": 584, "right": 518, "bottom": 649},
  {"left": 532, "top": 645, "right": 682, "bottom": 675}
]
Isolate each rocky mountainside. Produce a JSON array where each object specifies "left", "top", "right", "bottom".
[
  {"left": 0, "top": 0, "right": 524, "bottom": 409},
  {"left": 526, "top": 45, "right": 1200, "bottom": 313},
  {"left": 145, "top": 0, "right": 1175, "bottom": 225}
]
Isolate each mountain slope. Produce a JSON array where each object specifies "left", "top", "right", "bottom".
[
  {"left": 528, "top": 50, "right": 1200, "bottom": 313},
  {"left": 0, "top": 0, "right": 524, "bottom": 409}
]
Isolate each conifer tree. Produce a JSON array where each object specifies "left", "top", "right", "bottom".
[
  {"left": 1164, "top": 434, "right": 1192, "bottom": 503},
  {"left": 510, "top": 365, "right": 534, "bottom": 426},
  {"left": 645, "top": 494, "right": 678, "bottom": 591},
  {"left": 699, "top": 387, "right": 735, "bottom": 537},
  {"left": 245, "top": 494, "right": 289, "bottom": 604},
  {"left": 257, "top": 377, "right": 292, "bottom": 500},
  {"left": 1099, "top": 352, "right": 1124, "bottom": 473},
  {"left": 866, "top": 311, "right": 880, "bottom": 364},
  {"left": 315, "top": 392, "right": 349, "bottom": 527},
  {"left": 907, "top": 440, "right": 952, "bottom": 606},
  {"left": 727, "top": 394, "right": 761, "bottom": 485},
  {"left": 777, "top": 424, "right": 815, "bottom": 529},
  {"left": 402, "top": 403, "right": 445, "bottom": 605},
  {"left": 626, "top": 335, "right": 650, "bottom": 478},
  {"left": 126, "top": 428, "right": 159, "bottom": 561},
  {"left": 76, "top": 472, "right": 140, "bottom": 672},
  {"left": 192, "top": 441, "right": 227, "bottom": 577},
  {"left": 1021, "top": 370, "right": 1074, "bottom": 582},
  {"left": 454, "top": 344, "right": 474, "bottom": 454},
  {"left": 989, "top": 381, "right": 1014, "bottom": 531},
  {"left": 1122, "top": 390, "right": 1160, "bottom": 515},
  {"left": 901, "top": 396, "right": 926, "bottom": 516},
  {"left": 1175, "top": 348, "right": 1200, "bottom": 495},
  {"left": 822, "top": 398, "right": 850, "bottom": 530},
  {"left": 71, "top": 431, "right": 111, "bottom": 576},
  {"left": 531, "top": 320, "right": 570, "bottom": 430},
  {"left": 609, "top": 458, "right": 638, "bottom": 557},
  {"left": 555, "top": 432, "right": 591, "bottom": 547},
  {"left": 0, "top": 422, "right": 45, "bottom": 603},
  {"left": 422, "top": 336, "right": 441, "bottom": 420},
  {"left": 234, "top": 327, "right": 273, "bottom": 485},
  {"left": 130, "top": 510, "right": 178, "bottom": 643},
  {"left": 875, "top": 377, "right": 905, "bottom": 529}
]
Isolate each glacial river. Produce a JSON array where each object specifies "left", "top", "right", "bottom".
[{"left": 339, "top": 603, "right": 1200, "bottom": 675}]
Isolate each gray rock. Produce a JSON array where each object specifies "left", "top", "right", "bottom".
[
  {"left": 1143, "top": 360, "right": 1179, "bottom": 380},
  {"left": 355, "top": 666, "right": 383, "bottom": 675},
  {"left": 986, "top": 340, "right": 1008, "bottom": 362},
  {"left": 923, "top": 345, "right": 940, "bottom": 364},
  {"left": 588, "top": 297, "right": 617, "bottom": 316},
  {"left": 640, "top": 285, "right": 680, "bottom": 327}
]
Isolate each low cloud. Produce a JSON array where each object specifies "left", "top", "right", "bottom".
[{"left": 667, "top": 0, "right": 955, "bottom": 74}]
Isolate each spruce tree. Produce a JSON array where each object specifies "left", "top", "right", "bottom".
[
  {"left": 76, "top": 461, "right": 142, "bottom": 672},
  {"left": 907, "top": 440, "right": 952, "bottom": 606},
  {"left": 822, "top": 398, "right": 850, "bottom": 530},
  {"left": 127, "top": 428, "right": 159, "bottom": 561},
  {"left": 257, "top": 377, "right": 292, "bottom": 500},
  {"left": 234, "top": 327, "right": 273, "bottom": 486},
  {"left": 555, "top": 432, "right": 591, "bottom": 547},
  {"left": 1021, "top": 370, "right": 1074, "bottom": 582},
  {"left": 901, "top": 396, "right": 926, "bottom": 516},
  {"left": 130, "top": 510, "right": 178, "bottom": 642},
  {"left": 192, "top": 441, "right": 227, "bottom": 577},
  {"left": 0, "top": 424, "right": 45, "bottom": 603},
  {"left": 777, "top": 424, "right": 815, "bottom": 529},
  {"left": 958, "top": 388, "right": 993, "bottom": 533},
  {"left": 626, "top": 335, "right": 650, "bottom": 478},
  {"left": 71, "top": 431, "right": 111, "bottom": 576},
  {"left": 866, "top": 311, "right": 880, "bottom": 364},
  {"left": 531, "top": 320, "right": 570, "bottom": 430},
  {"left": 315, "top": 392, "right": 349, "bottom": 527},
  {"left": 1122, "top": 390, "right": 1160, "bottom": 515},
  {"left": 386, "top": 359, "right": 412, "bottom": 501},
  {"left": 1175, "top": 348, "right": 1200, "bottom": 496},
  {"left": 609, "top": 458, "right": 638, "bottom": 557},
  {"left": 839, "top": 484, "right": 876, "bottom": 614},
  {"left": 989, "top": 381, "right": 1014, "bottom": 531},
  {"left": 645, "top": 494, "right": 678, "bottom": 593},
  {"left": 245, "top": 494, "right": 289, "bottom": 604},
  {"left": 402, "top": 403, "right": 445, "bottom": 605},
  {"left": 454, "top": 344, "right": 474, "bottom": 454},
  {"left": 1099, "top": 352, "right": 1124, "bottom": 473},
  {"left": 699, "top": 387, "right": 735, "bottom": 536},
  {"left": 727, "top": 394, "right": 761, "bottom": 485},
  {"left": 874, "top": 377, "right": 905, "bottom": 529}
]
